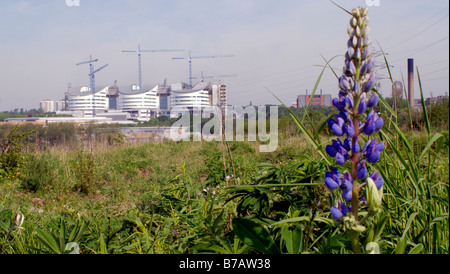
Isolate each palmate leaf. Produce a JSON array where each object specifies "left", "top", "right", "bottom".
[{"left": 232, "top": 218, "right": 280, "bottom": 254}]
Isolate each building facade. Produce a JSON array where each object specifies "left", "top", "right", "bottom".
[
  {"left": 169, "top": 82, "right": 211, "bottom": 109},
  {"left": 67, "top": 86, "right": 109, "bottom": 116},
  {"left": 118, "top": 85, "right": 159, "bottom": 120},
  {"left": 40, "top": 100, "right": 55, "bottom": 113},
  {"left": 297, "top": 90, "right": 331, "bottom": 108}
]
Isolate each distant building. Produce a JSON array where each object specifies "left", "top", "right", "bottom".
[
  {"left": 67, "top": 86, "right": 109, "bottom": 116},
  {"left": 107, "top": 84, "right": 120, "bottom": 110},
  {"left": 392, "top": 81, "right": 403, "bottom": 99},
  {"left": 210, "top": 83, "right": 227, "bottom": 114},
  {"left": 55, "top": 100, "right": 66, "bottom": 111},
  {"left": 297, "top": 90, "right": 331, "bottom": 108},
  {"left": 40, "top": 100, "right": 55, "bottom": 113},
  {"left": 157, "top": 82, "right": 171, "bottom": 116},
  {"left": 169, "top": 82, "right": 211, "bottom": 109},
  {"left": 118, "top": 84, "right": 159, "bottom": 120}
]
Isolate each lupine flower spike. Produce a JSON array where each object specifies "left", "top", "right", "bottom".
[{"left": 324, "top": 7, "right": 384, "bottom": 235}]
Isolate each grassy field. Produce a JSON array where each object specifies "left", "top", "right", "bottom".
[{"left": 0, "top": 125, "right": 448, "bottom": 254}]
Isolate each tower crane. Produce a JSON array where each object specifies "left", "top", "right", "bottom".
[
  {"left": 122, "top": 45, "right": 184, "bottom": 91},
  {"left": 76, "top": 55, "right": 108, "bottom": 116},
  {"left": 191, "top": 71, "right": 237, "bottom": 82},
  {"left": 76, "top": 55, "right": 108, "bottom": 94},
  {"left": 172, "top": 51, "right": 235, "bottom": 88}
]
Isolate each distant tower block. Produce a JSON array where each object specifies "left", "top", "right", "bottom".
[
  {"left": 392, "top": 81, "right": 403, "bottom": 99},
  {"left": 407, "top": 58, "right": 414, "bottom": 108}
]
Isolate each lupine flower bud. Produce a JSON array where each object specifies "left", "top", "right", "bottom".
[
  {"left": 340, "top": 173, "right": 353, "bottom": 201},
  {"left": 357, "top": 161, "right": 368, "bottom": 180},
  {"left": 363, "top": 16, "right": 370, "bottom": 26},
  {"left": 350, "top": 17, "right": 358, "bottom": 28},
  {"left": 361, "top": 46, "right": 372, "bottom": 60},
  {"left": 363, "top": 114, "right": 376, "bottom": 135},
  {"left": 366, "top": 177, "right": 382, "bottom": 213},
  {"left": 362, "top": 7, "right": 369, "bottom": 17},
  {"left": 339, "top": 76, "right": 351, "bottom": 91},
  {"left": 352, "top": 137, "right": 360, "bottom": 153},
  {"left": 369, "top": 171, "right": 384, "bottom": 189},
  {"left": 358, "top": 100, "right": 367, "bottom": 115},
  {"left": 363, "top": 72, "right": 377, "bottom": 92},
  {"left": 347, "top": 120, "right": 355, "bottom": 138},
  {"left": 354, "top": 48, "right": 362, "bottom": 62},
  {"left": 367, "top": 93, "right": 379, "bottom": 108},
  {"left": 352, "top": 36, "right": 358, "bottom": 48},
  {"left": 355, "top": 26, "right": 361, "bottom": 37},
  {"left": 363, "top": 36, "right": 371, "bottom": 47},
  {"left": 352, "top": 8, "right": 360, "bottom": 18},
  {"left": 343, "top": 137, "right": 352, "bottom": 151}
]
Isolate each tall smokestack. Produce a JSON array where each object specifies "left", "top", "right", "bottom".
[{"left": 408, "top": 58, "right": 414, "bottom": 108}]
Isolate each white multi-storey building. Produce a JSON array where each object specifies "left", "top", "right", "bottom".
[
  {"left": 67, "top": 86, "right": 109, "bottom": 116},
  {"left": 169, "top": 82, "right": 211, "bottom": 109},
  {"left": 40, "top": 100, "right": 55, "bottom": 113},
  {"left": 118, "top": 85, "right": 159, "bottom": 120}
]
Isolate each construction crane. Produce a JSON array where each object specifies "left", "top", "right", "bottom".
[
  {"left": 172, "top": 50, "right": 235, "bottom": 88},
  {"left": 76, "top": 55, "right": 108, "bottom": 94},
  {"left": 191, "top": 71, "right": 237, "bottom": 82},
  {"left": 76, "top": 55, "right": 108, "bottom": 116},
  {"left": 122, "top": 45, "right": 184, "bottom": 91}
]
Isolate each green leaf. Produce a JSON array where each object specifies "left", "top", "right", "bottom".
[
  {"left": 37, "top": 229, "right": 63, "bottom": 254},
  {"left": 416, "top": 68, "right": 431, "bottom": 134},
  {"left": 281, "top": 224, "right": 303, "bottom": 254},
  {"left": 232, "top": 218, "right": 280, "bottom": 254},
  {"left": 394, "top": 235, "right": 407, "bottom": 254},
  {"left": 270, "top": 216, "right": 334, "bottom": 227},
  {"left": 419, "top": 133, "right": 443, "bottom": 160},
  {"left": 408, "top": 243, "right": 424, "bottom": 254}
]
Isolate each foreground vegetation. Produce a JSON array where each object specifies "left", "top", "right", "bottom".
[{"left": 0, "top": 116, "right": 448, "bottom": 254}]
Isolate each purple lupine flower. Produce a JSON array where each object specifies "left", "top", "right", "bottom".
[
  {"left": 339, "top": 76, "right": 351, "bottom": 91},
  {"left": 328, "top": 116, "right": 346, "bottom": 136},
  {"left": 352, "top": 136, "right": 360, "bottom": 153},
  {"left": 324, "top": 166, "right": 341, "bottom": 190},
  {"left": 347, "top": 120, "right": 355, "bottom": 138},
  {"left": 364, "top": 110, "right": 383, "bottom": 135},
  {"left": 367, "top": 93, "right": 379, "bottom": 108},
  {"left": 357, "top": 161, "right": 368, "bottom": 180},
  {"left": 340, "top": 173, "right": 353, "bottom": 201},
  {"left": 331, "top": 201, "right": 348, "bottom": 221},
  {"left": 358, "top": 100, "right": 367, "bottom": 115},
  {"left": 363, "top": 72, "right": 377, "bottom": 92},
  {"left": 336, "top": 146, "right": 348, "bottom": 165},
  {"left": 369, "top": 171, "right": 384, "bottom": 189},
  {"left": 364, "top": 137, "right": 384, "bottom": 164}
]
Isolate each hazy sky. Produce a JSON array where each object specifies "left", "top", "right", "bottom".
[{"left": 0, "top": 0, "right": 448, "bottom": 111}]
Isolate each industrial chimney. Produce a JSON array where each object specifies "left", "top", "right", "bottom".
[{"left": 407, "top": 58, "right": 414, "bottom": 108}]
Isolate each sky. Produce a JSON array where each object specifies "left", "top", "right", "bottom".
[{"left": 0, "top": 0, "right": 448, "bottom": 111}]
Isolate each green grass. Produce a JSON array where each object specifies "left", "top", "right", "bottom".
[{"left": 0, "top": 128, "right": 447, "bottom": 254}]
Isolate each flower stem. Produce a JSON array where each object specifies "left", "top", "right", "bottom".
[{"left": 350, "top": 96, "right": 361, "bottom": 254}]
